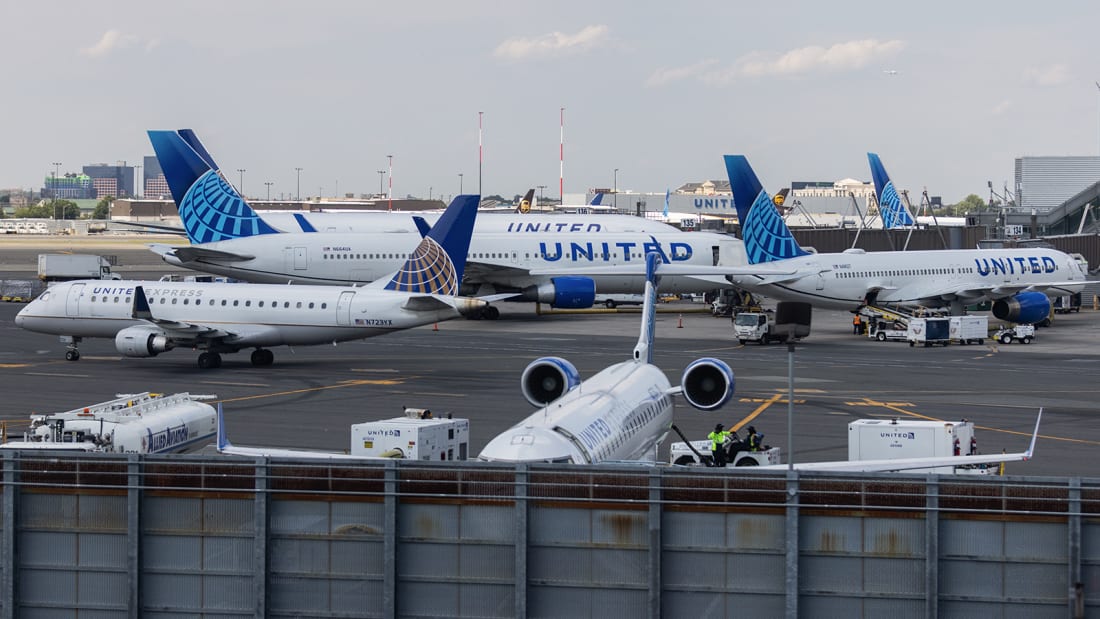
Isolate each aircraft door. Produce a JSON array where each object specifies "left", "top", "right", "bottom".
[
  {"left": 712, "top": 246, "right": 720, "bottom": 266},
  {"left": 336, "top": 291, "right": 354, "bottom": 326},
  {"left": 816, "top": 272, "right": 826, "bottom": 290},
  {"left": 293, "top": 246, "right": 308, "bottom": 270},
  {"left": 65, "top": 283, "right": 85, "bottom": 316},
  {"left": 511, "top": 250, "right": 519, "bottom": 264}
]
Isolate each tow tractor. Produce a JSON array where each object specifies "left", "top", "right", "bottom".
[
  {"left": 668, "top": 426, "right": 781, "bottom": 467},
  {"left": 993, "top": 323, "right": 1035, "bottom": 345}
]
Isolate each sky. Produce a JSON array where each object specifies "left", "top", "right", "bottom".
[{"left": 3, "top": 1, "right": 1100, "bottom": 204}]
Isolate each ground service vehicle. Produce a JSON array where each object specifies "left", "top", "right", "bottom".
[
  {"left": 596, "top": 294, "right": 644, "bottom": 309},
  {"left": 37, "top": 253, "right": 120, "bottom": 282},
  {"left": 669, "top": 439, "right": 781, "bottom": 467},
  {"left": 994, "top": 323, "right": 1035, "bottom": 344},
  {"left": 350, "top": 408, "right": 470, "bottom": 460},
  {"left": 1053, "top": 294, "right": 1081, "bottom": 314},
  {"left": 949, "top": 315, "right": 988, "bottom": 344},
  {"left": 907, "top": 316, "right": 952, "bottom": 347},
  {"left": 0, "top": 392, "right": 216, "bottom": 454},
  {"left": 848, "top": 418, "right": 993, "bottom": 475},
  {"left": 733, "top": 311, "right": 783, "bottom": 344},
  {"left": 867, "top": 317, "right": 909, "bottom": 342}
]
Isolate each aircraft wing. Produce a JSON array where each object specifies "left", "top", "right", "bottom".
[
  {"left": 756, "top": 409, "right": 1042, "bottom": 473},
  {"left": 462, "top": 260, "right": 530, "bottom": 280},
  {"left": 130, "top": 286, "right": 278, "bottom": 346},
  {"left": 401, "top": 295, "right": 457, "bottom": 313},
  {"left": 880, "top": 281, "right": 1084, "bottom": 305}
]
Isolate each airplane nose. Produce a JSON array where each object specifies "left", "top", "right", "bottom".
[{"left": 14, "top": 308, "right": 25, "bottom": 327}]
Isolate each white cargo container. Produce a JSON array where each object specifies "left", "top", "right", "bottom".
[
  {"left": 37, "top": 253, "right": 119, "bottom": 281},
  {"left": 848, "top": 418, "right": 986, "bottom": 474},
  {"left": 907, "top": 316, "right": 952, "bottom": 347},
  {"left": 350, "top": 408, "right": 469, "bottom": 460},
  {"left": 949, "top": 315, "right": 988, "bottom": 345}
]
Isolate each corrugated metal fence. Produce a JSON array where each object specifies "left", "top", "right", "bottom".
[{"left": 1, "top": 453, "right": 1096, "bottom": 618}]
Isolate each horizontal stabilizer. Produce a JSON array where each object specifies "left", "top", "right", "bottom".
[
  {"left": 171, "top": 246, "right": 255, "bottom": 263},
  {"left": 402, "top": 295, "right": 456, "bottom": 313}
]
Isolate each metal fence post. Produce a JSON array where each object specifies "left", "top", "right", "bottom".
[
  {"left": 384, "top": 460, "right": 397, "bottom": 619},
  {"left": 925, "top": 476, "right": 939, "bottom": 619},
  {"left": 648, "top": 469, "right": 662, "bottom": 619},
  {"left": 1069, "top": 478, "right": 1082, "bottom": 618},
  {"left": 127, "top": 454, "right": 141, "bottom": 619},
  {"left": 785, "top": 470, "right": 799, "bottom": 619},
  {"left": 515, "top": 464, "right": 528, "bottom": 618},
  {"left": 1, "top": 451, "right": 14, "bottom": 619},
  {"left": 253, "top": 459, "right": 268, "bottom": 619}
]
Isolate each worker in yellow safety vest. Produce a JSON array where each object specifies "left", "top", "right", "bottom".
[{"left": 708, "top": 423, "right": 731, "bottom": 467}]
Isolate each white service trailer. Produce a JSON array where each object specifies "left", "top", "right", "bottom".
[
  {"left": 350, "top": 408, "right": 470, "bottom": 461},
  {"left": 848, "top": 418, "right": 988, "bottom": 474}
]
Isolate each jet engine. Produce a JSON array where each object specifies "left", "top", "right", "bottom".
[
  {"left": 521, "top": 356, "right": 581, "bottom": 407},
  {"left": 522, "top": 277, "right": 596, "bottom": 309},
  {"left": 992, "top": 291, "right": 1050, "bottom": 325},
  {"left": 115, "top": 326, "right": 174, "bottom": 358},
  {"left": 680, "top": 358, "right": 735, "bottom": 411}
]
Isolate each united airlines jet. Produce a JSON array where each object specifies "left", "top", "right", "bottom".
[
  {"left": 15, "top": 195, "right": 487, "bottom": 368},
  {"left": 478, "top": 252, "right": 737, "bottom": 464},
  {"left": 868, "top": 152, "right": 915, "bottom": 229},
  {"left": 724, "top": 155, "right": 1086, "bottom": 321},
  {"left": 146, "top": 129, "right": 747, "bottom": 317}
]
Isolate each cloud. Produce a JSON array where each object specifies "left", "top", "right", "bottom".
[
  {"left": 79, "top": 30, "right": 144, "bottom": 58},
  {"left": 991, "top": 100, "right": 1013, "bottom": 115},
  {"left": 1022, "top": 64, "right": 1071, "bottom": 86},
  {"left": 645, "top": 59, "right": 719, "bottom": 88},
  {"left": 647, "top": 38, "right": 905, "bottom": 87},
  {"left": 494, "top": 25, "right": 609, "bottom": 61}
]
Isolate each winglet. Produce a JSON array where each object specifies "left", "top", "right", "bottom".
[
  {"left": 132, "top": 285, "right": 153, "bottom": 320},
  {"left": 1023, "top": 407, "right": 1042, "bottom": 460},
  {"left": 147, "top": 129, "right": 279, "bottom": 243},
  {"left": 384, "top": 194, "right": 479, "bottom": 295},
  {"left": 632, "top": 251, "right": 662, "bottom": 364},
  {"left": 293, "top": 213, "right": 318, "bottom": 233},
  {"left": 723, "top": 155, "right": 810, "bottom": 264},
  {"left": 216, "top": 402, "right": 232, "bottom": 450},
  {"left": 867, "top": 153, "right": 915, "bottom": 229},
  {"left": 412, "top": 216, "right": 432, "bottom": 239}
]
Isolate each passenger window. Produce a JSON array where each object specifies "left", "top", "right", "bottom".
[
  {"left": 245, "top": 301, "right": 251, "bottom": 307},
  {"left": 172, "top": 298, "right": 178, "bottom": 304},
  {"left": 259, "top": 301, "right": 265, "bottom": 307},
  {"left": 321, "top": 303, "right": 327, "bottom": 309},
  {"left": 233, "top": 300, "right": 239, "bottom": 306},
  {"left": 284, "top": 302, "right": 290, "bottom": 308},
  {"left": 309, "top": 302, "right": 315, "bottom": 309},
  {"left": 296, "top": 302, "right": 302, "bottom": 308}
]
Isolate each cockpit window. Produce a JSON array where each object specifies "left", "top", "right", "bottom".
[{"left": 37, "top": 291, "right": 51, "bottom": 302}]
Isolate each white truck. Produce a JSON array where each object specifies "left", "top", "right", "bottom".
[
  {"left": 907, "top": 316, "right": 952, "bottom": 347},
  {"left": 848, "top": 418, "right": 993, "bottom": 475},
  {"left": 867, "top": 316, "right": 909, "bottom": 342},
  {"left": 733, "top": 311, "right": 784, "bottom": 345},
  {"left": 1, "top": 392, "right": 216, "bottom": 454},
  {"left": 949, "top": 315, "right": 988, "bottom": 345},
  {"left": 37, "top": 253, "right": 120, "bottom": 282},
  {"left": 350, "top": 408, "right": 470, "bottom": 461},
  {"left": 993, "top": 323, "right": 1035, "bottom": 344}
]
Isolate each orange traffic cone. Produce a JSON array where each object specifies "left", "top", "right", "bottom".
[
  {"left": 677, "top": 314, "right": 683, "bottom": 328},
  {"left": 433, "top": 323, "right": 439, "bottom": 332}
]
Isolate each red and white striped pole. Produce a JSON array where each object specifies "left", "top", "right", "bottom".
[
  {"left": 559, "top": 107, "right": 564, "bottom": 203},
  {"left": 478, "top": 111, "right": 483, "bottom": 197}
]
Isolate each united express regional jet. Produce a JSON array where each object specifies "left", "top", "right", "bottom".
[
  {"left": 723, "top": 155, "right": 1086, "bottom": 321},
  {"left": 477, "top": 252, "right": 737, "bottom": 464},
  {"left": 15, "top": 195, "right": 487, "bottom": 368},
  {"left": 145, "top": 129, "right": 747, "bottom": 317}
]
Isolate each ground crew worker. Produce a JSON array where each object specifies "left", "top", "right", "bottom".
[
  {"left": 746, "top": 426, "right": 763, "bottom": 451},
  {"left": 708, "top": 423, "right": 730, "bottom": 467},
  {"left": 853, "top": 313, "right": 862, "bottom": 335}
]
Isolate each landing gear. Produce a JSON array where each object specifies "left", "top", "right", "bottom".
[
  {"left": 250, "top": 348, "right": 275, "bottom": 367},
  {"left": 61, "top": 335, "right": 81, "bottom": 361},
  {"left": 482, "top": 305, "right": 500, "bottom": 320},
  {"left": 197, "top": 352, "right": 222, "bottom": 369}
]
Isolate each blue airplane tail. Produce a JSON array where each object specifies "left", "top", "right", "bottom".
[
  {"left": 631, "top": 251, "right": 662, "bottom": 364},
  {"left": 147, "top": 129, "right": 279, "bottom": 244},
  {"left": 215, "top": 403, "right": 231, "bottom": 451},
  {"left": 867, "top": 153, "right": 915, "bottom": 229},
  {"left": 724, "top": 155, "right": 811, "bottom": 264},
  {"left": 384, "top": 194, "right": 479, "bottom": 296}
]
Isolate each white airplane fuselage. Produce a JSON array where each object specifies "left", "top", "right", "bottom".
[
  {"left": 479, "top": 361, "right": 674, "bottom": 464},
  {"left": 16, "top": 280, "right": 471, "bottom": 346},
  {"left": 158, "top": 229, "right": 746, "bottom": 295},
  {"left": 731, "top": 247, "right": 1087, "bottom": 309}
]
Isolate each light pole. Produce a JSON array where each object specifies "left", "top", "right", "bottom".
[
  {"left": 387, "top": 155, "right": 393, "bottom": 211},
  {"left": 51, "top": 162, "right": 61, "bottom": 219},
  {"left": 458, "top": 173, "right": 463, "bottom": 195},
  {"left": 613, "top": 168, "right": 619, "bottom": 210},
  {"left": 264, "top": 182, "right": 273, "bottom": 200},
  {"left": 295, "top": 167, "right": 303, "bottom": 201},
  {"left": 537, "top": 185, "right": 546, "bottom": 205},
  {"left": 377, "top": 170, "right": 385, "bottom": 197},
  {"left": 236, "top": 168, "right": 246, "bottom": 197},
  {"left": 135, "top": 165, "right": 142, "bottom": 198}
]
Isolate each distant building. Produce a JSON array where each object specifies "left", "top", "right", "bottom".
[
  {"left": 1015, "top": 156, "right": 1100, "bottom": 213},
  {"left": 143, "top": 155, "right": 168, "bottom": 199},
  {"left": 45, "top": 173, "right": 94, "bottom": 199},
  {"left": 83, "top": 164, "right": 135, "bottom": 198}
]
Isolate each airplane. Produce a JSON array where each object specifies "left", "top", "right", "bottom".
[
  {"left": 723, "top": 154, "right": 1087, "bottom": 320},
  {"left": 15, "top": 194, "right": 489, "bottom": 369},
  {"left": 145, "top": 129, "right": 748, "bottom": 317},
  {"left": 477, "top": 251, "right": 738, "bottom": 464},
  {"left": 867, "top": 152, "right": 915, "bottom": 229}
]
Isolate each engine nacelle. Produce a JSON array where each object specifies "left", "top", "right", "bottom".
[
  {"left": 523, "top": 277, "right": 596, "bottom": 309},
  {"left": 115, "top": 326, "right": 174, "bottom": 358},
  {"left": 992, "top": 291, "right": 1050, "bottom": 325},
  {"left": 680, "top": 358, "right": 735, "bottom": 411},
  {"left": 521, "top": 356, "right": 581, "bottom": 407}
]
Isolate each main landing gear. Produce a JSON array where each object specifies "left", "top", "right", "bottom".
[
  {"left": 250, "top": 348, "right": 274, "bottom": 367},
  {"left": 197, "top": 352, "right": 222, "bottom": 369},
  {"left": 62, "top": 336, "right": 81, "bottom": 361}
]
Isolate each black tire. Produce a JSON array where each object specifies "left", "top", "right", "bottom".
[
  {"left": 65, "top": 350, "right": 79, "bottom": 361},
  {"left": 909, "top": 341, "right": 915, "bottom": 347},
  {"left": 673, "top": 456, "right": 695, "bottom": 466},
  {"left": 251, "top": 349, "right": 274, "bottom": 366},
  {"left": 876, "top": 332, "right": 887, "bottom": 342},
  {"left": 1022, "top": 336, "right": 1032, "bottom": 344},
  {"left": 1000, "top": 334, "right": 1012, "bottom": 344},
  {"left": 735, "top": 457, "right": 760, "bottom": 467},
  {"left": 978, "top": 339, "right": 984, "bottom": 345},
  {"left": 483, "top": 306, "right": 500, "bottom": 320},
  {"left": 738, "top": 339, "right": 746, "bottom": 345},
  {"left": 605, "top": 300, "right": 616, "bottom": 309}
]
